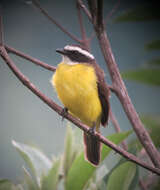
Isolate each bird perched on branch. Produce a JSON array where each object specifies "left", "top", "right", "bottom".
[{"left": 51, "top": 44, "right": 110, "bottom": 166}]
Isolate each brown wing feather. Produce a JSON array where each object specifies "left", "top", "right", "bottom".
[
  {"left": 97, "top": 82, "right": 110, "bottom": 126},
  {"left": 92, "top": 61, "right": 110, "bottom": 127}
]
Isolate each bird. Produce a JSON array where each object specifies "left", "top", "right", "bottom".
[{"left": 51, "top": 44, "right": 110, "bottom": 166}]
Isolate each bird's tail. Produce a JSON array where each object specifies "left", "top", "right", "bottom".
[{"left": 83, "top": 131, "right": 101, "bottom": 166}]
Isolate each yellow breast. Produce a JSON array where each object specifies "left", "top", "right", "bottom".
[{"left": 51, "top": 62, "right": 102, "bottom": 127}]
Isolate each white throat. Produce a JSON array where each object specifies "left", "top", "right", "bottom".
[{"left": 62, "top": 55, "right": 79, "bottom": 65}]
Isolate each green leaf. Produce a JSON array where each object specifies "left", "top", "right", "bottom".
[
  {"left": 41, "top": 158, "right": 61, "bottom": 190},
  {"left": 63, "top": 124, "right": 77, "bottom": 177},
  {"left": 96, "top": 165, "right": 109, "bottom": 184},
  {"left": 16, "top": 184, "right": 24, "bottom": 190},
  {"left": 121, "top": 69, "right": 160, "bottom": 86},
  {"left": 101, "top": 148, "right": 138, "bottom": 190},
  {"left": 0, "top": 179, "right": 17, "bottom": 190},
  {"left": 106, "top": 162, "right": 137, "bottom": 190},
  {"left": 23, "top": 167, "right": 40, "bottom": 190},
  {"left": 128, "top": 164, "right": 139, "bottom": 190},
  {"left": 140, "top": 115, "right": 160, "bottom": 147},
  {"left": 12, "top": 140, "right": 52, "bottom": 187},
  {"left": 114, "top": 4, "right": 160, "bottom": 22},
  {"left": 65, "top": 130, "right": 132, "bottom": 190},
  {"left": 147, "top": 58, "right": 160, "bottom": 66},
  {"left": 128, "top": 139, "right": 142, "bottom": 152},
  {"left": 145, "top": 40, "right": 160, "bottom": 51},
  {"left": 101, "top": 131, "right": 132, "bottom": 161},
  {"left": 153, "top": 178, "right": 160, "bottom": 190}
]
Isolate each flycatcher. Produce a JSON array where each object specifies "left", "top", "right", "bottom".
[{"left": 51, "top": 45, "right": 110, "bottom": 166}]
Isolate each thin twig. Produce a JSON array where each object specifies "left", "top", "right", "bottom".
[
  {"left": 82, "top": 0, "right": 120, "bottom": 42},
  {"left": 5, "top": 45, "right": 56, "bottom": 72},
  {"left": 87, "top": 0, "right": 97, "bottom": 25},
  {"left": 77, "top": 0, "right": 92, "bottom": 22},
  {"left": 110, "top": 111, "right": 128, "bottom": 150},
  {"left": 0, "top": 46, "right": 160, "bottom": 175},
  {"left": 97, "top": 0, "right": 103, "bottom": 28},
  {"left": 76, "top": 1, "right": 90, "bottom": 50},
  {"left": 104, "top": 0, "right": 120, "bottom": 25},
  {"left": 32, "top": 0, "right": 81, "bottom": 43}
]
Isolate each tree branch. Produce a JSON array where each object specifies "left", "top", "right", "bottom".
[
  {"left": 98, "top": 30, "right": 160, "bottom": 168},
  {"left": 4, "top": 45, "right": 120, "bottom": 95},
  {"left": 110, "top": 110, "right": 128, "bottom": 150},
  {"left": 104, "top": 0, "right": 120, "bottom": 25},
  {"left": 87, "top": 0, "right": 97, "bottom": 25},
  {"left": 1, "top": 46, "right": 160, "bottom": 175},
  {"left": 32, "top": 0, "right": 81, "bottom": 43},
  {"left": 77, "top": 0, "right": 92, "bottom": 22},
  {"left": 5, "top": 45, "right": 56, "bottom": 72},
  {"left": 87, "top": 1, "right": 160, "bottom": 168},
  {"left": 87, "top": 0, "right": 120, "bottom": 43},
  {"left": 76, "top": 1, "right": 90, "bottom": 50},
  {"left": 97, "top": 0, "right": 103, "bottom": 28}
]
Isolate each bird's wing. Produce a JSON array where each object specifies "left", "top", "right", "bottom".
[{"left": 93, "top": 61, "right": 110, "bottom": 127}]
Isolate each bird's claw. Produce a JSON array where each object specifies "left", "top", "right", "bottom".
[
  {"left": 61, "top": 107, "right": 68, "bottom": 121},
  {"left": 89, "top": 123, "right": 96, "bottom": 135}
]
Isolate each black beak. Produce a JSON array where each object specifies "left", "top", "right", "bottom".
[{"left": 56, "top": 48, "right": 66, "bottom": 55}]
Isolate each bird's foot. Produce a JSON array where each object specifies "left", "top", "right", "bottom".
[
  {"left": 61, "top": 107, "right": 68, "bottom": 121},
  {"left": 89, "top": 122, "right": 96, "bottom": 135}
]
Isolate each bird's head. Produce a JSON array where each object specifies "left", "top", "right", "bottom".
[{"left": 56, "top": 45, "right": 95, "bottom": 65}]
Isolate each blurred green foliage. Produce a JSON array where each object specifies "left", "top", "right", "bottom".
[
  {"left": 121, "top": 69, "right": 160, "bottom": 86},
  {"left": 145, "top": 40, "right": 160, "bottom": 51},
  {"left": 0, "top": 125, "right": 131, "bottom": 190},
  {"left": 114, "top": 4, "right": 160, "bottom": 22}
]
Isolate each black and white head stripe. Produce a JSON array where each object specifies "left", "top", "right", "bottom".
[
  {"left": 64, "top": 45, "right": 94, "bottom": 60},
  {"left": 56, "top": 45, "right": 95, "bottom": 63}
]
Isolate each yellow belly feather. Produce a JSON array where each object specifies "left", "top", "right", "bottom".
[{"left": 51, "top": 62, "right": 102, "bottom": 128}]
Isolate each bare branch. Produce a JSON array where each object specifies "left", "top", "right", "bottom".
[
  {"left": 97, "top": 0, "right": 103, "bottom": 28},
  {"left": 32, "top": 0, "right": 81, "bottom": 43},
  {"left": 77, "top": 0, "right": 92, "bottom": 22},
  {"left": 108, "top": 84, "right": 116, "bottom": 93},
  {"left": 82, "top": 0, "right": 120, "bottom": 42},
  {"left": 110, "top": 110, "right": 128, "bottom": 150},
  {"left": 94, "top": 16, "right": 160, "bottom": 168},
  {"left": 104, "top": 0, "right": 120, "bottom": 25},
  {"left": 1, "top": 46, "right": 160, "bottom": 175},
  {"left": 76, "top": 1, "right": 90, "bottom": 50},
  {"left": 5, "top": 45, "right": 56, "bottom": 72},
  {"left": 87, "top": 0, "right": 97, "bottom": 24},
  {"left": 0, "top": 46, "right": 61, "bottom": 113}
]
